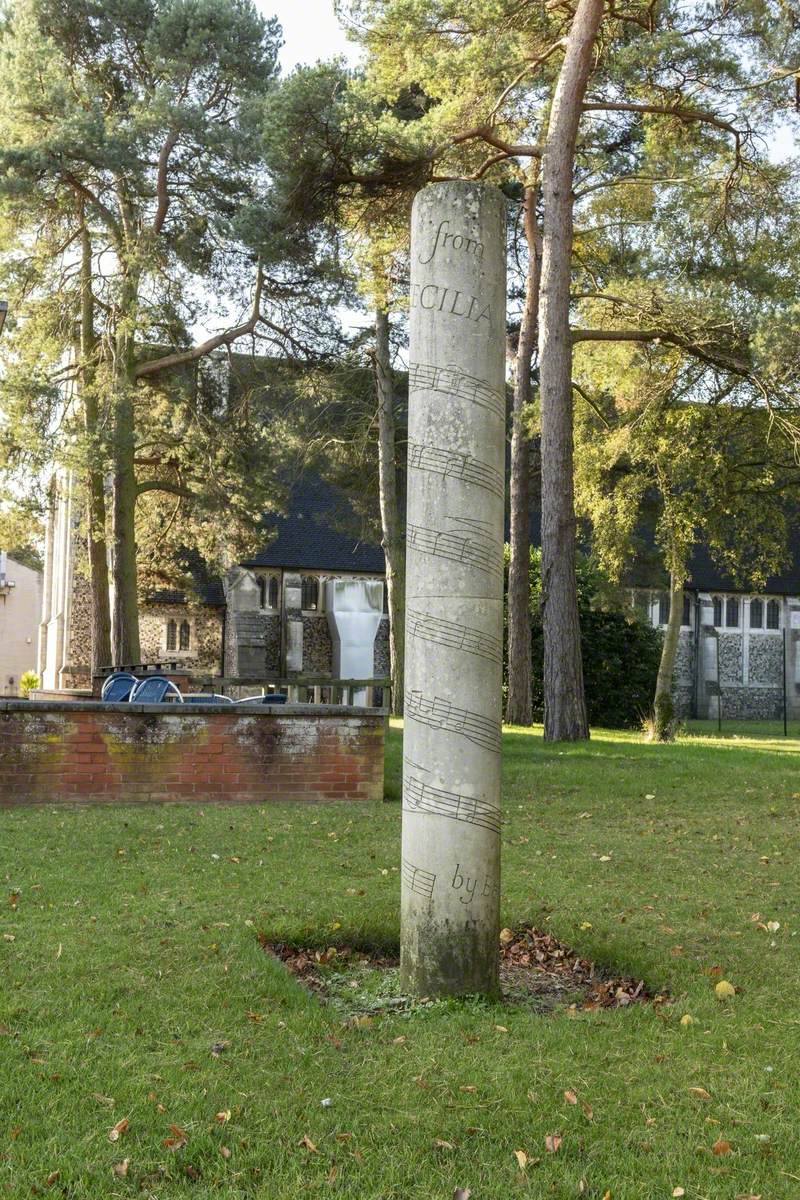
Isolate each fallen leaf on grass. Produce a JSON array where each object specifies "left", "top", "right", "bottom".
[
  {"left": 299, "top": 1135, "right": 318, "bottom": 1154},
  {"left": 680, "top": 1014, "right": 695, "bottom": 1027},
  {"left": 689, "top": 1087, "right": 712, "bottom": 1101},
  {"left": 10, "top": 1127, "right": 22, "bottom": 1140},
  {"left": 91, "top": 1093, "right": 115, "bottom": 1108},
  {"left": 712, "top": 1139, "right": 733, "bottom": 1156},
  {"left": 327, "top": 1165, "right": 338, "bottom": 1185},
  {"left": 459, "top": 1085, "right": 477, "bottom": 1094},
  {"left": 434, "top": 1138, "right": 455, "bottom": 1151},
  {"left": 672, "top": 1189, "right": 685, "bottom": 1197},
  {"left": 715, "top": 980, "right": 736, "bottom": 1000},
  {"left": 108, "top": 1118, "right": 129, "bottom": 1142},
  {"left": 3, "top": 933, "right": 15, "bottom": 943},
  {"left": 499, "top": 928, "right": 515, "bottom": 945},
  {"left": 112, "top": 1160, "right": 129, "bottom": 1178},
  {"left": 335, "top": 1133, "right": 353, "bottom": 1143},
  {"left": 494, "top": 1025, "right": 508, "bottom": 1033},
  {"left": 452, "top": 1190, "right": 471, "bottom": 1200},
  {"left": 215, "top": 1110, "right": 231, "bottom": 1124},
  {"left": 564, "top": 1090, "right": 578, "bottom": 1105},
  {"left": 514, "top": 1150, "right": 529, "bottom": 1171},
  {"left": 220, "top": 1145, "right": 231, "bottom": 1159},
  {"left": 581, "top": 1100, "right": 593, "bottom": 1120},
  {"left": 545, "top": 1134, "right": 563, "bottom": 1154},
  {"left": 184, "top": 1164, "right": 201, "bottom": 1181}
]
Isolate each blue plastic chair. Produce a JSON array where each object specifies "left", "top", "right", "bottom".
[
  {"left": 183, "top": 693, "right": 233, "bottom": 705},
  {"left": 235, "top": 693, "right": 288, "bottom": 705},
  {"left": 101, "top": 672, "right": 138, "bottom": 702},
  {"left": 129, "top": 676, "right": 183, "bottom": 704}
]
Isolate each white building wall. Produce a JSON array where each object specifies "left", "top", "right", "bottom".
[{"left": 0, "top": 554, "right": 43, "bottom": 695}]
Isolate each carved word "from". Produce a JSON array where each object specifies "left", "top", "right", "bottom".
[
  {"left": 410, "top": 283, "right": 491, "bottom": 325},
  {"left": 451, "top": 863, "right": 499, "bottom": 906},
  {"left": 418, "top": 220, "right": 484, "bottom": 265}
]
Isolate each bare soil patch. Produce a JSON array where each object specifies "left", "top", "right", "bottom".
[{"left": 260, "top": 925, "right": 660, "bottom": 1015}]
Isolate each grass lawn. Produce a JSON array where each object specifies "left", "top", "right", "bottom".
[{"left": 2, "top": 721, "right": 799, "bottom": 1198}]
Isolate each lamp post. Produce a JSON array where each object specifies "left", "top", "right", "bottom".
[{"left": 0, "top": 301, "right": 7, "bottom": 336}]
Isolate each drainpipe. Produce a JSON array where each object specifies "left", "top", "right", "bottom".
[{"left": 691, "top": 592, "right": 701, "bottom": 719}]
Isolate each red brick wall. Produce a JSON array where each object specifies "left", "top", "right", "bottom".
[{"left": 0, "top": 701, "right": 385, "bottom": 805}]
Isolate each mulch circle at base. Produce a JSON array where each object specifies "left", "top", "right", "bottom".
[{"left": 259, "top": 925, "right": 661, "bottom": 1014}]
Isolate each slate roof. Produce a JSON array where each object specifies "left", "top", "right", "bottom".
[
  {"left": 146, "top": 474, "right": 384, "bottom": 606},
  {"left": 241, "top": 474, "right": 385, "bottom": 573}
]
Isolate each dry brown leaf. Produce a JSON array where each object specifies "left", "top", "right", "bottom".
[
  {"left": 581, "top": 1100, "right": 594, "bottom": 1120},
  {"left": 545, "top": 1134, "right": 563, "bottom": 1154},
  {"left": 712, "top": 1139, "right": 732, "bottom": 1156},
  {"left": 499, "top": 928, "right": 515, "bottom": 944},
  {"left": 514, "top": 1149, "right": 528, "bottom": 1170},
  {"left": 453, "top": 1190, "right": 471, "bottom": 1200},
  {"left": 689, "top": 1087, "right": 712, "bottom": 1101},
  {"left": 494, "top": 1025, "right": 508, "bottom": 1033},
  {"left": 112, "top": 1159, "right": 130, "bottom": 1179},
  {"left": 219, "top": 1145, "right": 232, "bottom": 1160},
  {"left": 434, "top": 1138, "right": 455, "bottom": 1150},
  {"left": 215, "top": 1110, "right": 231, "bottom": 1124},
  {"left": 327, "top": 1165, "right": 338, "bottom": 1185},
  {"left": 392, "top": 1036, "right": 406, "bottom": 1045},
  {"left": 184, "top": 1164, "right": 201, "bottom": 1181},
  {"left": 44, "top": 1171, "right": 60, "bottom": 1187},
  {"left": 91, "top": 1093, "right": 115, "bottom": 1108},
  {"left": 10, "top": 1126, "right": 22, "bottom": 1140},
  {"left": 108, "top": 1118, "right": 129, "bottom": 1142},
  {"left": 299, "top": 1134, "right": 318, "bottom": 1154},
  {"left": 672, "top": 1189, "right": 685, "bottom": 1198},
  {"left": 163, "top": 1136, "right": 188, "bottom": 1151},
  {"left": 459, "top": 1085, "right": 477, "bottom": 1093},
  {"left": 564, "top": 1090, "right": 578, "bottom": 1105},
  {"left": 602, "top": 1192, "right": 612, "bottom": 1200}
]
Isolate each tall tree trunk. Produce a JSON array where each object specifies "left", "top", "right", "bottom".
[
  {"left": 538, "top": 0, "right": 603, "bottom": 742},
  {"left": 111, "top": 273, "right": 141, "bottom": 666},
  {"left": 652, "top": 573, "right": 683, "bottom": 741},
  {"left": 78, "top": 208, "right": 112, "bottom": 676},
  {"left": 374, "top": 307, "right": 405, "bottom": 716},
  {"left": 505, "top": 174, "right": 542, "bottom": 726}
]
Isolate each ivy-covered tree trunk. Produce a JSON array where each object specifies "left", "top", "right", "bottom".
[
  {"left": 505, "top": 177, "right": 542, "bottom": 727},
  {"left": 79, "top": 210, "right": 112, "bottom": 676},
  {"left": 374, "top": 307, "right": 405, "bottom": 715},
  {"left": 652, "top": 573, "right": 684, "bottom": 741},
  {"left": 538, "top": 0, "right": 603, "bottom": 742}
]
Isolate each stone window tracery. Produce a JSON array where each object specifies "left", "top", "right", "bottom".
[
  {"left": 166, "top": 619, "right": 177, "bottom": 651},
  {"left": 766, "top": 599, "right": 781, "bottom": 630},
  {"left": 725, "top": 597, "right": 740, "bottom": 628},
  {"left": 750, "top": 598, "right": 763, "bottom": 629},
  {"left": 179, "top": 620, "right": 191, "bottom": 651},
  {"left": 712, "top": 597, "right": 723, "bottom": 626}
]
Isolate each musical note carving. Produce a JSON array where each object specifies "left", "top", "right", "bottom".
[
  {"left": 405, "top": 690, "right": 501, "bottom": 754},
  {"left": 402, "top": 858, "right": 437, "bottom": 900},
  {"left": 408, "top": 440, "right": 503, "bottom": 500},
  {"left": 407, "top": 521, "right": 502, "bottom": 580},
  {"left": 404, "top": 772, "right": 501, "bottom": 834},
  {"left": 406, "top": 609, "right": 502, "bottom": 665},
  {"left": 409, "top": 361, "right": 506, "bottom": 422}
]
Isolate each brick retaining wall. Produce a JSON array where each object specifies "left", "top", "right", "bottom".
[{"left": 0, "top": 700, "right": 385, "bottom": 805}]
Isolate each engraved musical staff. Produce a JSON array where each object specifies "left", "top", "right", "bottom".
[
  {"left": 402, "top": 857, "right": 437, "bottom": 900},
  {"left": 404, "top": 772, "right": 501, "bottom": 835},
  {"left": 409, "top": 361, "right": 505, "bottom": 422},
  {"left": 406, "top": 609, "right": 502, "bottom": 665},
  {"left": 408, "top": 440, "right": 503, "bottom": 500},
  {"left": 405, "top": 690, "right": 501, "bottom": 754},
  {"left": 407, "top": 522, "right": 502, "bottom": 580}
]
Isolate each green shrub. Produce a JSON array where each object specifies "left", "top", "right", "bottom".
[
  {"left": 505, "top": 545, "right": 663, "bottom": 729},
  {"left": 19, "top": 671, "right": 40, "bottom": 699}
]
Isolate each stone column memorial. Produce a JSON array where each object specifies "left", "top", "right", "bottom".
[{"left": 400, "top": 180, "right": 506, "bottom": 997}]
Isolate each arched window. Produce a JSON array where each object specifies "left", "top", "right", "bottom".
[
  {"left": 268, "top": 576, "right": 279, "bottom": 609},
  {"left": 750, "top": 598, "right": 764, "bottom": 629},
  {"left": 257, "top": 576, "right": 267, "bottom": 608},
  {"left": 726, "top": 597, "right": 739, "bottom": 628},
  {"left": 658, "top": 593, "right": 670, "bottom": 625},
  {"left": 301, "top": 575, "right": 319, "bottom": 611},
  {"left": 712, "top": 597, "right": 723, "bottom": 627},
  {"left": 165, "top": 619, "right": 177, "bottom": 651},
  {"left": 179, "top": 620, "right": 190, "bottom": 650},
  {"left": 767, "top": 599, "right": 781, "bottom": 630},
  {"left": 682, "top": 593, "right": 692, "bottom": 626}
]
